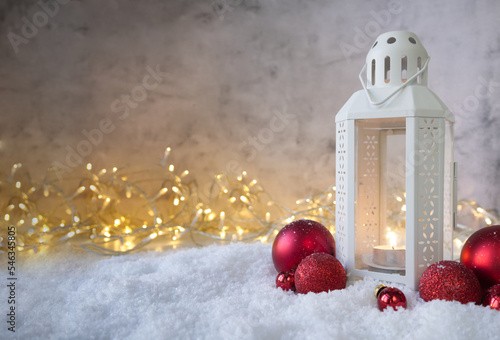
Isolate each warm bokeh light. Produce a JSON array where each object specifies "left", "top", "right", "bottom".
[{"left": 0, "top": 148, "right": 497, "bottom": 256}]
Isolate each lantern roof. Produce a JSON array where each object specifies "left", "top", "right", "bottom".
[
  {"left": 336, "top": 31, "right": 454, "bottom": 123},
  {"left": 336, "top": 86, "right": 455, "bottom": 122}
]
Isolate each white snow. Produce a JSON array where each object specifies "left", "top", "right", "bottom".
[{"left": 4, "top": 243, "right": 499, "bottom": 339}]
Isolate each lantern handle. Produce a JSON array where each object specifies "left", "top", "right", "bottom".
[{"left": 359, "top": 57, "right": 430, "bottom": 106}]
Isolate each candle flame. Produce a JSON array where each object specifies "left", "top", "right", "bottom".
[{"left": 387, "top": 231, "right": 397, "bottom": 249}]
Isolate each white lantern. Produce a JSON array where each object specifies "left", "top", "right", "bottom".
[{"left": 335, "top": 31, "right": 456, "bottom": 290}]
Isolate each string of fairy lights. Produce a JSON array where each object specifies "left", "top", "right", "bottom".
[
  {"left": 0, "top": 148, "right": 498, "bottom": 255},
  {"left": 0, "top": 147, "right": 336, "bottom": 255}
]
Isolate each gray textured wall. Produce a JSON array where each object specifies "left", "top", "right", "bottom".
[{"left": 0, "top": 0, "right": 499, "bottom": 209}]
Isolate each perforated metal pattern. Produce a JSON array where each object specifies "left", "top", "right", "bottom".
[
  {"left": 335, "top": 121, "right": 348, "bottom": 266},
  {"left": 416, "top": 118, "right": 443, "bottom": 268}
]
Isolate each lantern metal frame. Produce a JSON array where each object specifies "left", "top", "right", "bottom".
[{"left": 335, "top": 31, "right": 456, "bottom": 290}]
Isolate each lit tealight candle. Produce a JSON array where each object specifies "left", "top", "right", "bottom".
[{"left": 372, "top": 232, "right": 405, "bottom": 268}]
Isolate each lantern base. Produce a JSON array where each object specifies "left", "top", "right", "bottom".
[
  {"left": 349, "top": 267, "right": 413, "bottom": 289},
  {"left": 362, "top": 254, "right": 405, "bottom": 273}
]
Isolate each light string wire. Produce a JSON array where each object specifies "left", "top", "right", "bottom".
[{"left": 0, "top": 149, "right": 497, "bottom": 255}]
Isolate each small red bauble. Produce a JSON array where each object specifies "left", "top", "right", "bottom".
[
  {"left": 482, "top": 284, "right": 500, "bottom": 310},
  {"left": 294, "top": 252, "right": 346, "bottom": 294},
  {"left": 460, "top": 225, "right": 500, "bottom": 289},
  {"left": 419, "top": 260, "right": 481, "bottom": 304},
  {"left": 276, "top": 270, "right": 295, "bottom": 291},
  {"left": 375, "top": 285, "right": 407, "bottom": 311},
  {"left": 272, "top": 219, "right": 335, "bottom": 272}
]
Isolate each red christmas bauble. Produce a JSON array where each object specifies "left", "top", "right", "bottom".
[
  {"left": 272, "top": 219, "right": 335, "bottom": 272},
  {"left": 460, "top": 225, "right": 500, "bottom": 289},
  {"left": 376, "top": 286, "right": 407, "bottom": 311},
  {"left": 294, "top": 252, "right": 346, "bottom": 294},
  {"left": 419, "top": 260, "right": 481, "bottom": 304},
  {"left": 482, "top": 284, "right": 500, "bottom": 310},
  {"left": 276, "top": 270, "right": 295, "bottom": 291}
]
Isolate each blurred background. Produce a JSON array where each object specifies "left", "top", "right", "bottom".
[{"left": 0, "top": 0, "right": 499, "bottom": 210}]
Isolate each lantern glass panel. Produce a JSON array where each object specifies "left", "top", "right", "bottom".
[{"left": 355, "top": 117, "right": 406, "bottom": 274}]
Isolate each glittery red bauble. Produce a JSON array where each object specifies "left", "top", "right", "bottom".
[
  {"left": 377, "top": 287, "right": 407, "bottom": 311},
  {"left": 482, "top": 284, "right": 500, "bottom": 310},
  {"left": 294, "top": 253, "right": 346, "bottom": 294},
  {"left": 460, "top": 225, "right": 500, "bottom": 289},
  {"left": 276, "top": 270, "right": 295, "bottom": 291},
  {"left": 272, "top": 219, "right": 335, "bottom": 272},
  {"left": 419, "top": 260, "right": 481, "bottom": 304}
]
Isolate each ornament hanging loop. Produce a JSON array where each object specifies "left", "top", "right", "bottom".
[{"left": 359, "top": 57, "right": 430, "bottom": 106}]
